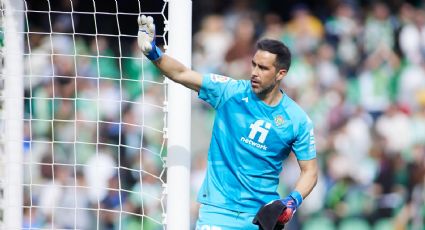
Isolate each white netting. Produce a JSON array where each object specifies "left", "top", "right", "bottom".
[{"left": 1, "top": 0, "right": 169, "bottom": 229}]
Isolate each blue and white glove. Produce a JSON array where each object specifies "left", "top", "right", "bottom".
[{"left": 137, "top": 15, "right": 163, "bottom": 61}]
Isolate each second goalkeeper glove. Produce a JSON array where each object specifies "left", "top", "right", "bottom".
[
  {"left": 137, "top": 15, "right": 163, "bottom": 61},
  {"left": 278, "top": 191, "right": 303, "bottom": 225},
  {"left": 252, "top": 191, "right": 303, "bottom": 230},
  {"left": 253, "top": 200, "right": 287, "bottom": 230}
]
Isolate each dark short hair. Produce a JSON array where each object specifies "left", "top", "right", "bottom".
[{"left": 256, "top": 39, "right": 291, "bottom": 71}]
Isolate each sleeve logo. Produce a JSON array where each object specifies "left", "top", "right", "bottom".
[{"left": 210, "top": 74, "right": 230, "bottom": 83}]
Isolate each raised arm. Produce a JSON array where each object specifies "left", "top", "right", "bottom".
[
  {"left": 152, "top": 55, "right": 203, "bottom": 92},
  {"left": 138, "top": 15, "right": 202, "bottom": 92}
]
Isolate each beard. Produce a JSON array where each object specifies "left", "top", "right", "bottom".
[{"left": 252, "top": 80, "right": 277, "bottom": 98}]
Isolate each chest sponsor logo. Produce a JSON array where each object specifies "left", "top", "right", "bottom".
[{"left": 240, "top": 120, "right": 271, "bottom": 150}]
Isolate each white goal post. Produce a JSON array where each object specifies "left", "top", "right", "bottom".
[
  {"left": 0, "top": 0, "right": 192, "bottom": 229},
  {"left": 166, "top": 0, "right": 192, "bottom": 229},
  {"left": 1, "top": 0, "right": 24, "bottom": 229}
]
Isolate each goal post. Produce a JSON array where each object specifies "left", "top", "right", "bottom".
[
  {"left": 1, "top": 0, "right": 24, "bottom": 229},
  {"left": 166, "top": 0, "right": 192, "bottom": 229}
]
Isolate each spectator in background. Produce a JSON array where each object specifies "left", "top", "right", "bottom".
[
  {"left": 84, "top": 147, "right": 117, "bottom": 205},
  {"left": 38, "top": 163, "right": 92, "bottom": 229},
  {"left": 363, "top": 1, "right": 396, "bottom": 54},
  {"left": 280, "top": 4, "right": 323, "bottom": 105},
  {"left": 397, "top": 2, "right": 416, "bottom": 26},
  {"left": 193, "top": 15, "right": 232, "bottom": 74},
  {"left": 99, "top": 174, "right": 126, "bottom": 230},
  {"left": 315, "top": 42, "right": 341, "bottom": 90},
  {"left": 223, "top": 16, "right": 257, "bottom": 79},
  {"left": 398, "top": 8, "right": 425, "bottom": 65},
  {"left": 372, "top": 152, "right": 407, "bottom": 221},
  {"left": 375, "top": 104, "right": 412, "bottom": 154},
  {"left": 358, "top": 45, "right": 400, "bottom": 118},
  {"left": 52, "top": 0, "right": 79, "bottom": 33},
  {"left": 222, "top": 0, "right": 256, "bottom": 32},
  {"left": 324, "top": 1, "right": 361, "bottom": 78},
  {"left": 261, "top": 13, "right": 285, "bottom": 40},
  {"left": 285, "top": 4, "right": 324, "bottom": 55},
  {"left": 89, "top": 37, "right": 120, "bottom": 79},
  {"left": 397, "top": 61, "right": 425, "bottom": 112}
]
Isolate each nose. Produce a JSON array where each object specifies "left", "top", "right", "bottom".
[{"left": 252, "top": 66, "right": 259, "bottom": 77}]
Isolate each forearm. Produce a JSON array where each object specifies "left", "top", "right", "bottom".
[
  {"left": 153, "top": 54, "right": 188, "bottom": 81},
  {"left": 153, "top": 55, "right": 202, "bottom": 91},
  {"left": 293, "top": 167, "right": 318, "bottom": 199},
  {"left": 270, "top": 160, "right": 318, "bottom": 227}
]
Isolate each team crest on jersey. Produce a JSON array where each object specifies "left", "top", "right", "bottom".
[
  {"left": 211, "top": 74, "right": 230, "bottom": 83},
  {"left": 274, "top": 115, "right": 284, "bottom": 127}
]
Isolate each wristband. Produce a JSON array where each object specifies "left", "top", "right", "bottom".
[
  {"left": 146, "top": 45, "right": 163, "bottom": 61},
  {"left": 289, "top": 190, "right": 303, "bottom": 207}
]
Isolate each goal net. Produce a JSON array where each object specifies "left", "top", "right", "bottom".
[{"left": 0, "top": 0, "right": 192, "bottom": 229}]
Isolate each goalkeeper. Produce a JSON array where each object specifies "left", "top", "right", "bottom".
[{"left": 137, "top": 15, "right": 318, "bottom": 230}]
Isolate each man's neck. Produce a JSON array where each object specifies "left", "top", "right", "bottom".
[{"left": 257, "top": 88, "right": 283, "bottom": 106}]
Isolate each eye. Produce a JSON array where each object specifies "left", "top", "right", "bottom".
[
  {"left": 251, "top": 61, "right": 256, "bottom": 68},
  {"left": 259, "top": 65, "right": 269, "bottom": 71}
]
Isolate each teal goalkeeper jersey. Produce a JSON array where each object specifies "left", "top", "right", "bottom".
[{"left": 197, "top": 74, "right": 317, "bottom": 214}]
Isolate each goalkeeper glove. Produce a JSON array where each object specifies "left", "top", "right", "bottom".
[
  {"left": 137, "top": 15, "right": 163, "bottom": 61},
  {"left": 252, "top": 191, "right": 303, "bottom": 230},
  {"left": 278, "top": 191, "right": 303, "bottom": 225},
  {"left": 253, "top": 200, "right": 287, "bottom": 230}
]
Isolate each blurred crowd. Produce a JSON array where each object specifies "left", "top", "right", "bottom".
[
  {"left": 191, "top": 1, "right": 425, "bottom": 230},
  {"left": 21, "top": 32, "right": 167, "bottom": 229},
  {"left": 5, "top": 0, "right": 425, "bottom": 229}
]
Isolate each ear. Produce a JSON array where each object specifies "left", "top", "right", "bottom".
[{"left": 276, "top": 69, "right": 287, "bottom": 81}]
